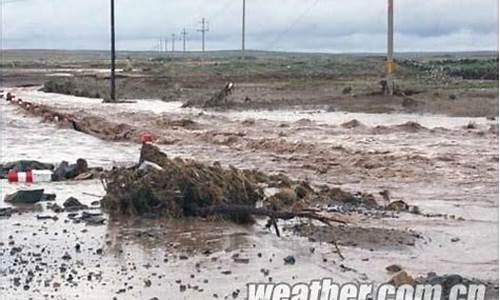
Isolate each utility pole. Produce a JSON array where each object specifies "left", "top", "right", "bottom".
[
  {"left": 110, "top": 0, "right": 116, "bottom": 101},
  {"left": 164, "top": 37, "right": 168, "bottom": 53},
  {"left": 172, "top": 34, "right": 178, "bottom": 53},
  {"left": 181, "top": 28, "right": 188, "bottom": 54},
  {"left": 197, "top": 18, "right": 209, "bottom": 52},
  {"left": 385, "top": 0, "right": 395, "bottom": 95},
  {"left": 241, "top": 0, "right": 246, "bottom": 59}
]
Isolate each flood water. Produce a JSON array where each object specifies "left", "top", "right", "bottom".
[{"left": 0, "top": 88, "right": 498, "bottom": 299}]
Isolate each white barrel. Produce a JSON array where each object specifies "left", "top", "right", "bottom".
[{"left": 32, "top": 170, "right": 53, "bottom": 182}]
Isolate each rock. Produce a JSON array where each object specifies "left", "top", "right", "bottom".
[
  {"left": 0, "top": 207, "right": 18, "bottom": 217},
  {"left": 388, "top": 271, "right": 415, "bottom": 287},
  {"left": 233, "top": 258, "right": 250, "bottom": 264},
  {"left": 63, "top": 197, "right": 87, "bottom": 210},
  {"left": 387, "top": 200, "right": 409, "bottom": 212},
  {"left": 85, "top": 216, "right": 106, "bottom": 225},
  {"left": 5, "top": 189, "right": 45, "bottom": 204},
  {"left": 47, "top": 203, "right": 64, "bottom": 213},
  {"left": 386, "top": 264, "right": 403, "bottom": 273},
  {"left": 62, "top": 253, "right": 72, "bottom": 260},
  {"left": 451, "top": 237, "right": 460, "bottom": 243},
  {"left": 36, "top": 215, "right": 58, "bottom": 221},
  {"left": 283, "top": 255, "right": 296, "bottom": 265}
]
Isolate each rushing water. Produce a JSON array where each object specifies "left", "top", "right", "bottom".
[{"left": 0, "top": 88, "right": 498, "bottom": 299}]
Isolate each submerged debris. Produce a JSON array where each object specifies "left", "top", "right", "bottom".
[{"left": 102, "top": 143, "right": 264, "bottom": 222}]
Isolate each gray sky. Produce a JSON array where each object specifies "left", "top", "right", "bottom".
[{"left": 1, "top": 0, "right": 499, "bottom": 52}]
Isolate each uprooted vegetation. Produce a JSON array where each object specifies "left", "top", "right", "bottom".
[{"left": 101, "top": 144, "right": 376, "bottom": 226}]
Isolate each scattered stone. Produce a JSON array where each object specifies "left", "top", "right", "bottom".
[
  {"left": 283, "top": 256, "right": 296, "bottom": 265},
  {"left": 36, "top": 215, "right": 58, "bottom": 221},
  {"left": 387, "top": 200, "right": 409, "bottom": 212},
  {"left": 62, "top": 253, "right": 72, "bottom": 260},
  {"left": 0, "top": 207, "right": 18, "bottom": 217},
  {"left": 386, "top": 264, "right": 403, "bottom": 273},
  {"left": 233, "top": 257, "right": 250, "bottom": 264},
  {"left": 47, "top": 203, "right": 64, "bottom": 213},
  {"left": 63, "top": 197, "right": 87, "bottom": 210}
]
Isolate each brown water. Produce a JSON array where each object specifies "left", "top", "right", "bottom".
[{"left": 0, "top": 88, "right": 498, "bottom": 299}]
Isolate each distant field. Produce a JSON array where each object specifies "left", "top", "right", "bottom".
[{"left": 2, "top": 49, "right": 498, "bottom": 118}]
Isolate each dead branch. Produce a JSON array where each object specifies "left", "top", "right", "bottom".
[{"left": 193, "top": 204, "right": 347, "bottom": 225}]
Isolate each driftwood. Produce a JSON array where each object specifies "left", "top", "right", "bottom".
[
  {"left": 194, "top": 204, "right": 346, "bottom": 259},
  {"left": 194, "top": 204, "right": 346, "bottom": 225}
]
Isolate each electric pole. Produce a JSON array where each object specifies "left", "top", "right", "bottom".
[
  {"left": 241, "top": 0, "right": 246, "bottom": 59},
  {"left": 198, "top": 18, "right": 209, "bottom": 52},
  {"left": 181, "top": 28, "right": 188, "bottom": 54},
  {"left": 110, "top": 0, "right": 116, "bottom": 101},
  {"left": 171, "top": 34, "right": 176, "bottom": 52},
  {"left": 164, "top": 37, "right": 168, "bottom": 53},
  {"left": 385, "top": 0, "right": 395, "bottom": 95}
]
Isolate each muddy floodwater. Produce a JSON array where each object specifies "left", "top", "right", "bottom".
[{"left": 0, "top": 87, "right": 498, "bottom": 299}]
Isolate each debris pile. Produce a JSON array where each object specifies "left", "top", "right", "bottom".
[
  {"left": 2, "top": 158, "right": 101, "bottom": 181},
  {"left": 102, "top": 143, "right": 264, "bottom": 222},
  {"left": 102, "top": 143, "right": 348, "bottom": 226}
]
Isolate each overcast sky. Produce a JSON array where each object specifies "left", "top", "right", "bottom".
[{"left": 1, "top": 0, "right": 498, "bottom": 53}]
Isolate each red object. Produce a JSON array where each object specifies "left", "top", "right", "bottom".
[
  {"left": 26, "top": 170, "right": 33, "bottom": 183},
  {"left": 7, "top": 171, "right": 18, "bottom": 183},
  {"left": 141, "top": 133, "right": 153, "bottom": 144}
]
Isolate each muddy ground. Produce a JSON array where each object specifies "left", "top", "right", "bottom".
[{"left": 0, "top": 50, "right": 499, "bottom": 300}]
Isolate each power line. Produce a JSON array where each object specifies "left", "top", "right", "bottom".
[
  {"left": 110, "top": 0, "right": 116, "bottom": 101},
  {"left": 197, "top": 18, "right": 209, "bottom": 52},
  {"left": 181, "top": 28, "right": 188, "bottom": 53},
  {"left": 171, "top": 33, "right": 176, "bottom": 52},
  {"left": 264, "top": 0, "right": 321, "bottom": 51},
  {"left": 241, "top": 0, "right": 246, "bottom": 59}
]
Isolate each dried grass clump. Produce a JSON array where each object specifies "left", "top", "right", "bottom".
[{"left": 102, "top": 144, "right": 263, "bottom": 222}]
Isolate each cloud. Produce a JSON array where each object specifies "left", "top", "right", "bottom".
[{"left": 1, "top": 0, "right": 498, "bottom": 52}]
